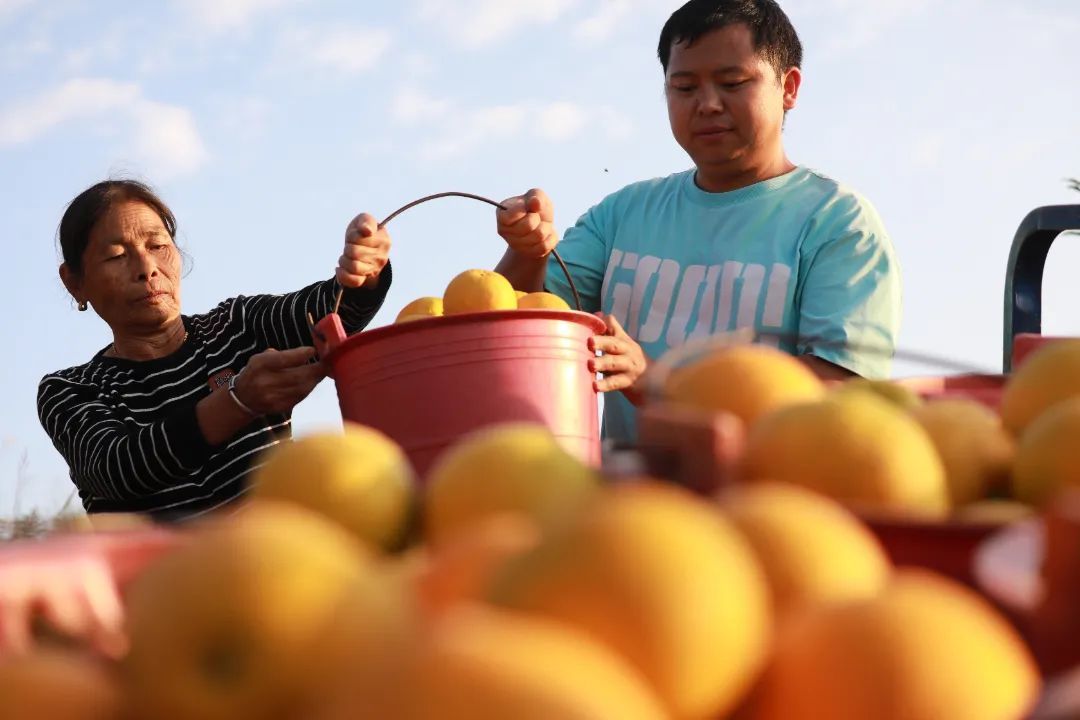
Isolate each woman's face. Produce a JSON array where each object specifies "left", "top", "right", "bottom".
[{"left": 65, "top": 200, "right": 183, "bottom": 336}]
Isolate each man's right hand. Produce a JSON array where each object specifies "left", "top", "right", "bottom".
[
  {"left": 496, "top": 188, "right": 558, "bottom": 259},
  {"left": 233, "top": 347, "right": 326, "bottom": 416}
]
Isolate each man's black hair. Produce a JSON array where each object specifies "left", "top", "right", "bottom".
[{"left": 658, "top": 0, "right": 803, "bottom": 79}]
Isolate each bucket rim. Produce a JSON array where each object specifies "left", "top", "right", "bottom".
[{"left": 321, "top": 308, "right": 607, "bottom": 362}]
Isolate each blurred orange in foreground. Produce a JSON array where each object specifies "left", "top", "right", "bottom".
[
  {"left": 409, "top": 605, "right": 667, "bottom": 720},
  {"left": 0, "top": 650, "right": 120, "bottom": 720},
  {"left": 664, "top": 343, "right": 825, "bottom": 426},
  {"left": 414, "top": 514, "right": 541, "bottom": 620},
  {"left": 753, "top": 570, "right": 1041, "bottom": 720},
  {"left": 719, "top": 482, "right": 891, "bottom": 622},
  {"left": 122, "top": 501, "right": 408, "bottom": 720},
  {"left": 424, "top": 423, "right": 599, "bottom": 547},
  {"left": 491, "top": 482, "right": 771, "bottom": 720}
]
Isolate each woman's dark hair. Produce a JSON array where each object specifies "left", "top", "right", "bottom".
[
  {"left": 658, "top": 0, "right": 803, "bottom": 79},
  {"left": 58, "top": 179, "right": 178, "bottom": 275}
]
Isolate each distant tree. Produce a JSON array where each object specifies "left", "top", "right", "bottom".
[{"left": 10, "top": 509, "right": 49, "bottom": 540}]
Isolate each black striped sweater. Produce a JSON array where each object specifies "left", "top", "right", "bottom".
[{"left": 36, "top": 268, "right": 390, "bottom": 522}]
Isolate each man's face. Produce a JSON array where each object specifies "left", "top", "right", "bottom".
[{"left": 665, "top": 24, "right": 798, "bottom": 179}]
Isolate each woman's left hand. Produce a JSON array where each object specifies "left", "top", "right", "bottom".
[
  {"left": 588, "top": 314, "right": 650, "bottom": 406},
  {"left": 337, "top": 213, "right": 391, "bottom": 289}
]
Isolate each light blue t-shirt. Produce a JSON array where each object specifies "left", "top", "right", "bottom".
[{"left": 545, "top": 166, "right": 902, "bottom": 444}]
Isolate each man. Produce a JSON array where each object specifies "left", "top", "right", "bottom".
[{"left": 495, "top": 0, "right": 901, "bottom": 443}]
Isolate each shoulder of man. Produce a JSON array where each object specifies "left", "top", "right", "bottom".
[
  {"left": 600, "top": 170, "right": 693, "bottom": 208},
  {"left": 574, "top": 170, "right": 694, "bottom": 235},
  {"left": 797, "top": 167, "right": 888, "bottom": 231},
  {"left": 787, "top": 168, "right": 894, "bottom": 263}
]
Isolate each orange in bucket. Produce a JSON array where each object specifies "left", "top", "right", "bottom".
[
  {"left": 443, "top": 270, "right": 518, "bottom": 315},
  {"left": 396, "top": 297, "right": 443, "bottom": 324},
  {"left": 517, "top": 292, "right": 570, "bottom": 311}
]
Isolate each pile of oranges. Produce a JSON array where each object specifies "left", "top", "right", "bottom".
[{"left": 395, "top": 269, "right": 570, "bottom": 324}]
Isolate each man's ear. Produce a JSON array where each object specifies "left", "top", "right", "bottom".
[
  {"left": 60, "top": 263, "right": 83, "bottom": 304},
  {"left": 782, "top": 66, "right": 802, "bottom": 112}
]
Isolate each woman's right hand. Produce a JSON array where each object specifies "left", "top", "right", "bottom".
[{"left": 232, "top": 347, "right": 326, "bottom": 416}]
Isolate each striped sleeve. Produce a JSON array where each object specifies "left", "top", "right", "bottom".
[
  {"left": 237, "top": 264, "right": 392, "bottom": 351},
  {"left": 37, "top": 374, "right": 214, "bottom": 501}
]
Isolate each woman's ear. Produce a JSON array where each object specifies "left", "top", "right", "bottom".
[{"left": 60, "top": 263, "right": 83, "bottom": 305}]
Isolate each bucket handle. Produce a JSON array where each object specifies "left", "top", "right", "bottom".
[
  {"left": 332, "top": 191, "right": 583, "bottom": 314},
  {"left": 308, "top": 191, "right": 585, "bottom": 357}
]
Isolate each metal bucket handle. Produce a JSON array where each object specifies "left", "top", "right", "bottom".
[{"left": 308, "top": 191, "right": 584, "bottom": 355}]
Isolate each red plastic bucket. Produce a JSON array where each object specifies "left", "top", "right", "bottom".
[{"left": 312, "top": 309, "right": 605, "bottom": 479}]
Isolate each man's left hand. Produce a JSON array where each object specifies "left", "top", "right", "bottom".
[{"left": 589, "top": 314, "right": 649, "bottom": 406}]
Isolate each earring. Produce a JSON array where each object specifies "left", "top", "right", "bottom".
[{"left": 78, "top": 301, "right": 88, "bottom": 312}]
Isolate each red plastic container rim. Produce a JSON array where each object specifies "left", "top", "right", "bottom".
[{"left": 322, "top": 309, "right": 608, "bottom": 363}]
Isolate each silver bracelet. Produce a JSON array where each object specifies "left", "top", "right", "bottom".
[{"left": 227, "top": 371, "right": 261, "bottom": 418}]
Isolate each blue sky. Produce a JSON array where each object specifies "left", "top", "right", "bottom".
[{"left": 1, "top": 0, "right": 1078, "bottom": 517}]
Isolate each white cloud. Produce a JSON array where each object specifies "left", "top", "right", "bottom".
[
  {"left": 421, "top": 104, "right": 528, "bottom": 160},
  {"left": 474, "top": 105, "right": 529, "bottom": 137},
  {"left": 909, "top": 132, "right": 945, "bottom": 171},
  {"left": 392, "top": 88, "right": 453, "bottom": 125},
  {"left": 573, "top": 0, "right": 634, "bottom": 43},
  {"left": 840, "top": 0, "right": 933, "bottom": 51},
  {"left": 130, "top": 101, "right": 209, "bottom": 179},
  {"left": 596, "top": 105, "right": 634, "bottom": 141},
  {"left": 0, "top": 78, "right": 140, "bottom": 145},
  {"left": 0, "top": 0, "right": 32, "bottom": 21},
  {"left": 1, "top": 35, "right": 50, "bottom": 71},
  {"left": 281, "top": 25, "right": 393, "bottom": 74},
  {"left": 536, "top": 102, "right": 588, "bottom": 142},
  {"left": 416, "top": 0, "right": 582, "bottom": 49},
  {"left": 994, "top": 3, "right": 1080, "bottom": 46},
  {"left": 60, "top": 22, "right": 130, "bottom": 74},
  {"left": 214, "top": 95, "right": 272, "bottom": 139},
  {"left": 0, "top": 78, "right": 209, "bottom": 180},
  {"left": 403, "top": 52, "right": 435, "bottom": 77},
  {"left": 784, "top": 0, "right": 933, "bottom": 52},
  {"left": 390, "top": 87, "right": 633, "bottom": 161},
  {"left": 172, "top": 0, "right": 303, "bottom": 32}
]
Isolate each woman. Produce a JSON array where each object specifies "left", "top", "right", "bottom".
[{"left": 36, "top": 179, "right": 391, "bottom": 523}]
